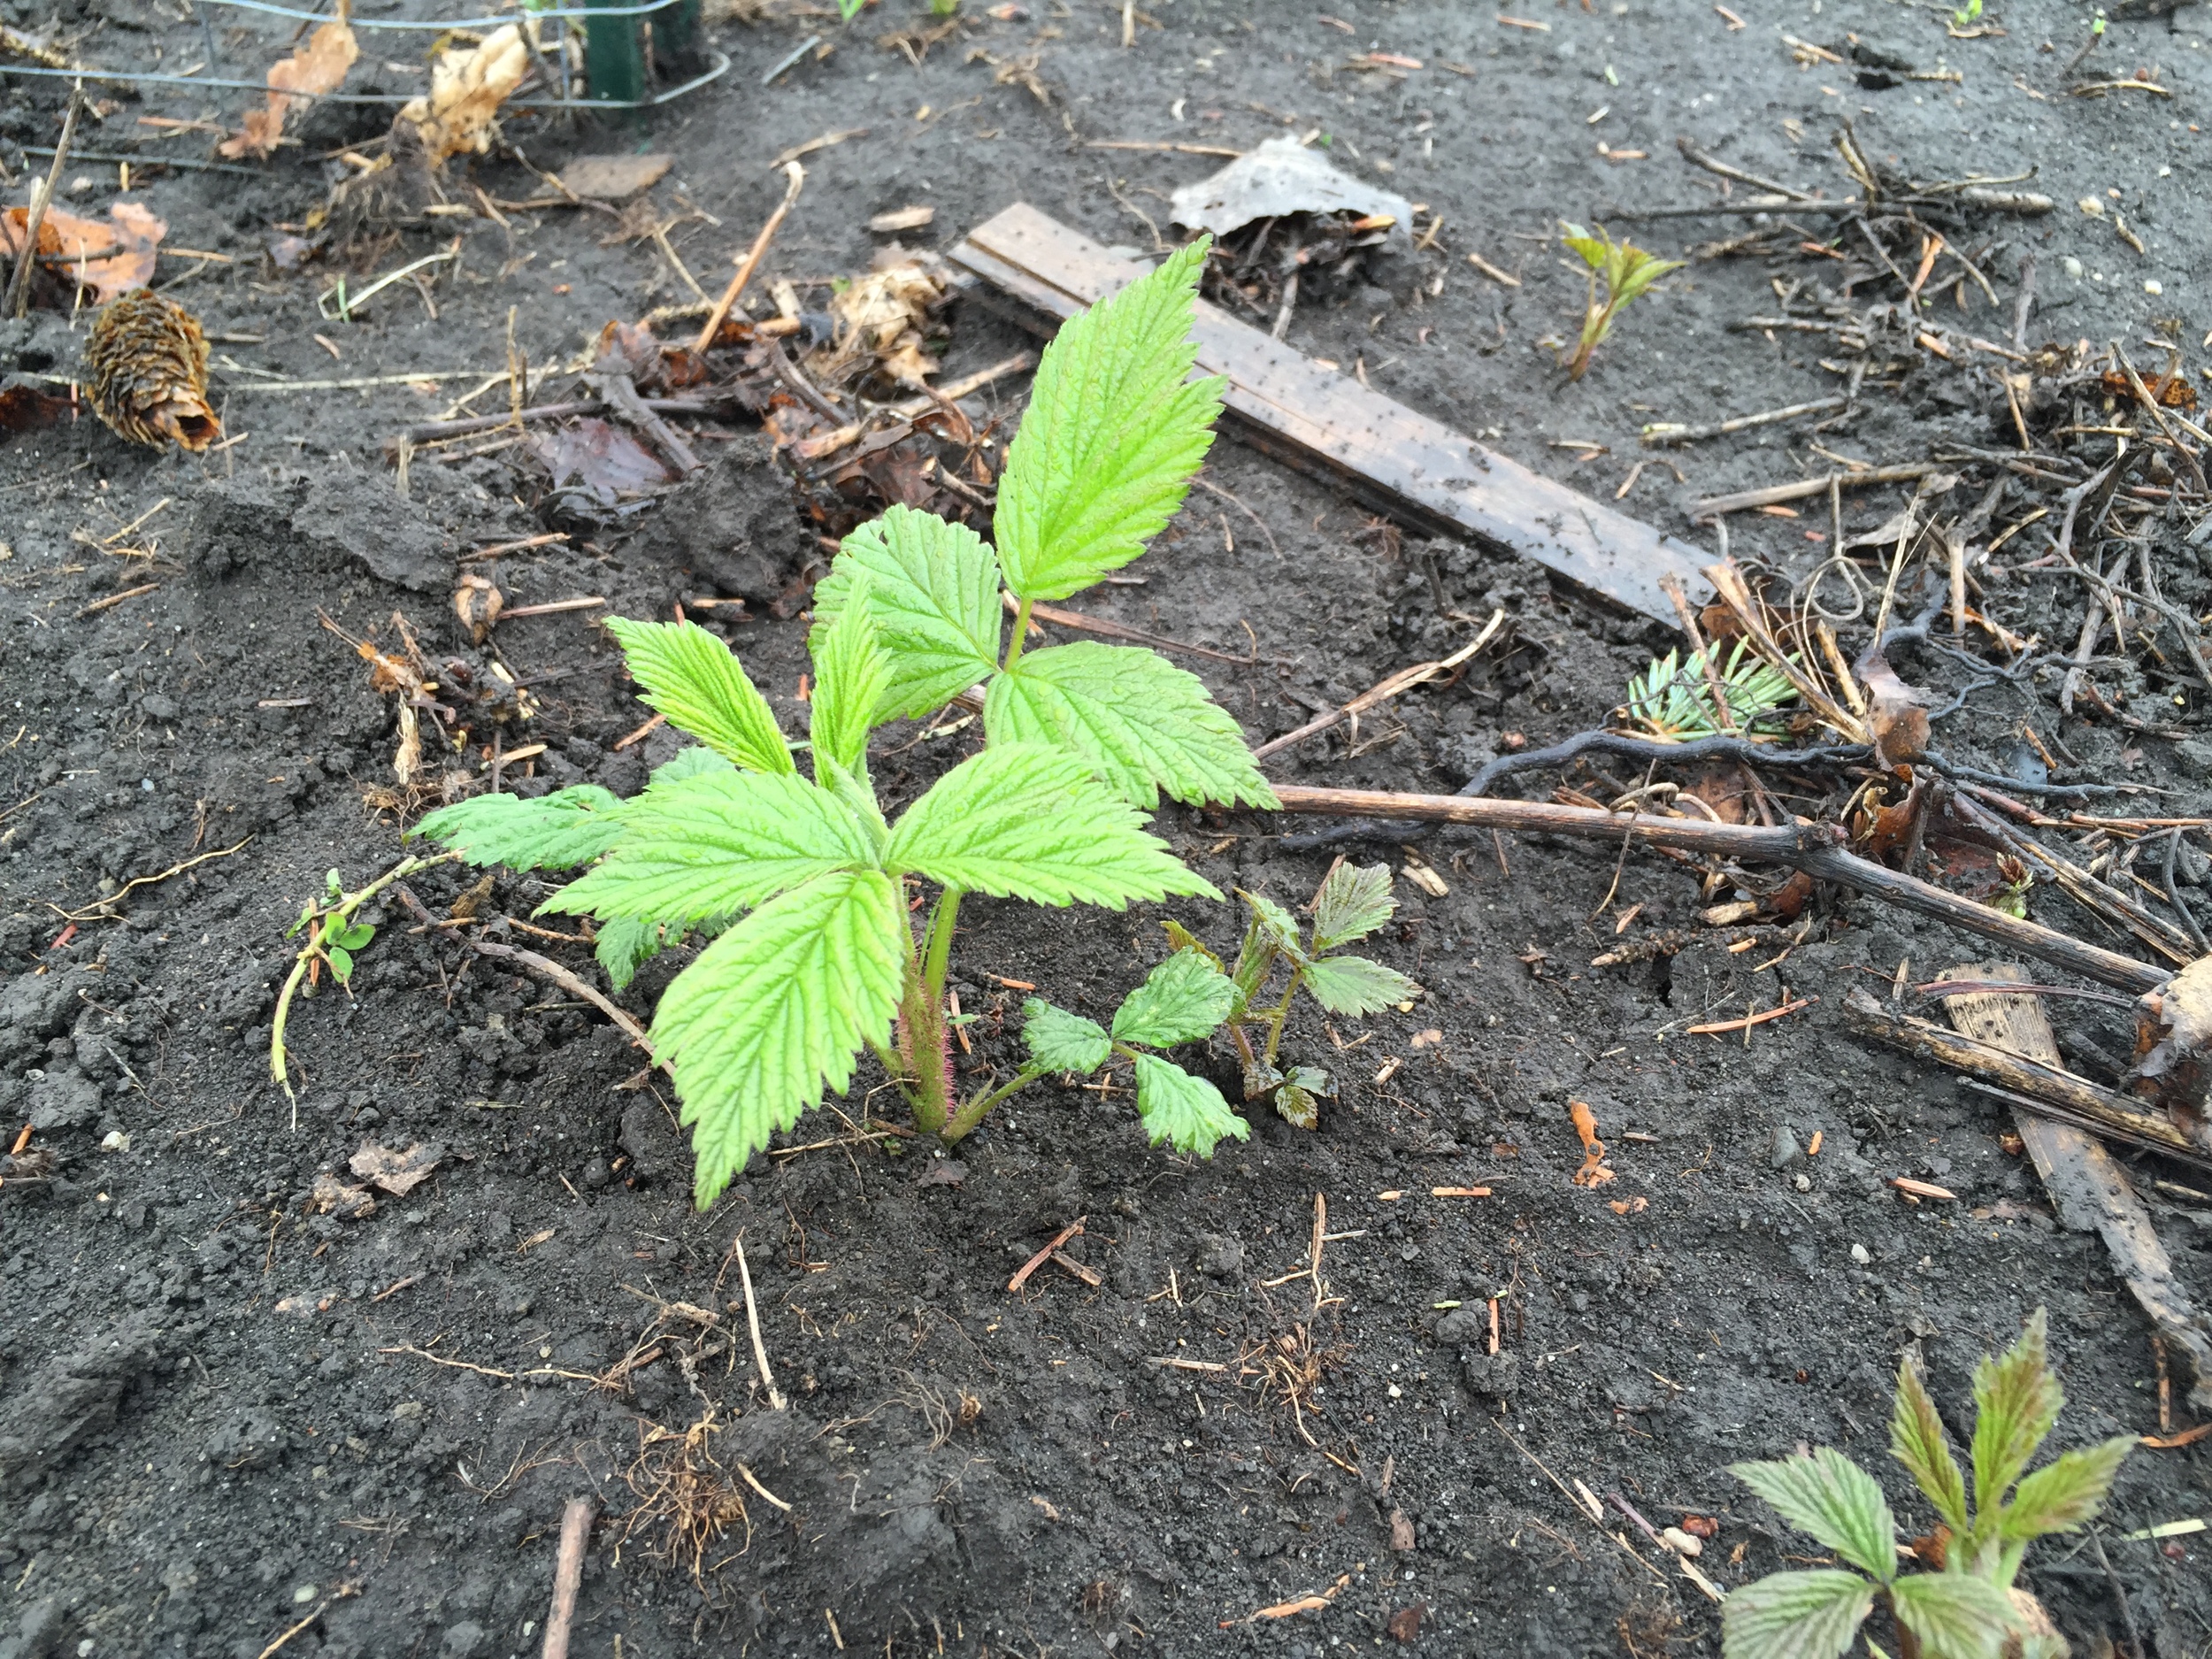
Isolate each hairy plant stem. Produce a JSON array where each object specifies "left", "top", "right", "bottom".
[
  {"left": 1002, "top": 595, "right": 1036, "bottom": 672},
  {"left": 941, "top": 1064, "right": 1043, "bottom": 1142},
  {"left": 1257, "top": 968, "right": 1303, "bottom": 1068},
  {"left": 903, "top": 887, "right": 964, "bottom": 1136}
]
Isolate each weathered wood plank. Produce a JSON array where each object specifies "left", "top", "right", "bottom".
[{"left": 946, "top": 202, "right": 1713, "bottom": 625}]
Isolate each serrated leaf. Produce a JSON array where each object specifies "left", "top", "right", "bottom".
[
  {"left": 1240, "top": 888, "right": 1304, "bottom": 959},
  {"left": 1275, "top": 1080, "right": 1319, "bottom": 1130},
  {"left": 650, "top": 745, "right": 737, "bottom": 786},
  {"left": 1302, "top": 954, "right": 1423, "bottom": 1016},
  {"left": 994, "top": 239, "right": 1224, "bottom": 601},
  {"left": 650, "top": 869, "right": 908, "bottom": 1210},
  {"left": 542, "top": 769, "right": 877, "bottom": 926},
  {"left": 987, "top": 641, "right": 1278, "bottom": 810},
  {"left": 809, "top": 574, "right": 892, "bottom": 779},
  {"left": 885, "top": 742, "right": 1219, "bottom": 908},
  {"left": 1133, "top": 1054, "right": 1248, "bottom": 1157},
  {"left": 606, "top": 617, "right": 795, "bottom": 776},
  {"left": 1732, "top": 1449, "right": 1898, "bottom": 1581},
  {"left": 413, "top": 785, "right": 627, "bottom": 871},
  {"left": 1022, "top": 999, "right": 1111, "bottom": 1075},
  {"left": 1719, "top": 1571, "right": 1876, "bottom": 1659},
  {"left": 1286, "top": 1064, "right": 1331, "bottom": 1096},
  {"left": 1888, "top": 1571, "right": 2019, "bottom": 1659},
  {"left": 1999, "top": 1436, "right": 2133, "bottom": 1540},
  {"left": 813, "top": 505, "right": 1003, "bottom": 719},
  {"left": 1972, "top": 1309, "right": 2062, "bottom": 1516},
  {"left": 594, "top": 915, "right": 664, "bottom": 993},
  {"left": 327, "top": 944, "right": 355, "bottom": 980},
  {"left": 1163, "top": 919, "right": 1226, "bottom": 975},
  {"left": 1892, "top": 1353, "right": 1970, "bottom": 1533},
  {"left": 1111, "top": 950, "right": 1235, "bottom": 1048},
  {"left": 1310, "top": 862, "right": 1396, "bottom": 952}
]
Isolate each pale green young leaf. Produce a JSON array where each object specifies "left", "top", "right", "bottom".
[
  {"left": 605, "top": 618, "right": 795, "bottom": 775},
  {"left": 885, "top": 742, "right": 1218, "bottom": 908},
  {"left": 1111, "top": 950, "right": 1235, "bottom": 1048},
  {"left": 811, "top": 506, "right": 1003, "bottom": 719},
  {"left": 1162, "top": 920, "right": 1227, "bottom": 975},
  {"left": 650, "top": 745, "right": 736, "bottom": 785},
  {"left": 650, "top": 869, "right": 907, "bottom": 1210},
  {"left": 1302, "top": 954, "right": 1422, "bottom": 1016},
  {"left": 986, "top": 642, "right": 1277, "bottom": 810},
  {"left": 1021, "top": 999, "right": 1111, "bottom": 1075},
  {"left": 542, "top": 770, "right": 876, "bottom": 926},
  {"left": 1888, "top": 1572, "right": 2019, "bottom": 1659},
  {"left": 1561, "top": 224, "right": 1608, "bottom": 268},
  {"left": 1240, "top": 889, "right": 1304, "bottom": 961},
  {"left": 412, "top": 785, "right": 626, "bottom": 871},
  {"left": 1719, "top": 1571, "right": 1876, "bottom": 1659},
  {"left": 1891, "top": 1353, "right": 1970, "bottom": 1533},
  {"left": 1732, "top": 1449, "right": 1899, "bottom": 1582},
  {"left": 1971, "top": 1309, "right": 2063, "bottom": 1516},
  {"left": 1310, "top": 862, "right": 1396, "bottom": 952},
  {"left": 994, "top": 240, "right": 1224, "bottom": 601},
  {"left": 808, "top": 576, "right": 892, "bottom": 779},
  {"left": 326, "top": 944, "right": 356, "bottom": 981},
  {"left": 1133, "top": 1054, "right": 1248, "bottom": 1157},
  {"left": 1998, "top": 1436, "right": 2133, "bottom": 1541},
  {"left": 594, "top": 915, "right": 664, "bottom": 993}
]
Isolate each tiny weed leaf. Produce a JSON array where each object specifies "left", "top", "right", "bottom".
[
  {"left": 813, "top": 505, "right": 1003, "bottom": 721},
  {"left": 1891, "top": 1352, "right": 1970, "bottom": 1534},
  {"left": 995, "top": 239, "right": 1224, "bottom": 601},
  {"left": 334, "top": 922, "right": 375, "bottom": 950},
  {"left": 986, "top": 642, "right": 1277, "bottom": 810},
  {"left": 1020, "top": 999, "right": 1111, "bottom": 1075},
  {"left": 886, "top": 743, "right": 1217, "bottom": 908},
  {"left": 1971, "top": 1308, "right": 2062, "bottom": 1516},
  {"left": 808, "top": 575, "right": 892, "bottom": 780},
  {"left": 1997, "top": 1435, "right": 2133, "bottom": 1541},
  {"left": 593, "top": 915, "right": 664, "bottom": 993},
  {"left": 1132, "top": 1054, "right": 1248, "bottom": 1156},
  {"left": 1162, "top": 919, "right": 1226, "bottom": 975},
  {"left": 650, "top": 869, "right": 907, "bottom": 1209},
  {"left": 1111, "top": 949, "right": 1235, "bottom": 1048},
  {"left": 542, "top": 770, "right": 877, "bottom": 925},
  {"left": 1718, "top": 1570, "right": 1876, "bottom": 1659},
  {"left": 1732, "top": 1448, "right": 1898, "bottom": 1581},
  {"left": 1310, "top": 862, "right": 1395, "bottom": 952},
  {"left": 414, "top": 785, "right": 626, "bottom": 870},
  {"left": 1887, "top": 1572, "right": 2018, "bottom": 1659},
  {"left": 604, "top": 618, "right": 795, "bottom": 775},
  {"left": 326, "top": 944, "right": 355, "bottom": 981},
  {"left": 1302, "top": 954, "right": 1422, "bottom": 1016}
]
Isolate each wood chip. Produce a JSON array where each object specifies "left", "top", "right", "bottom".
[{"left": 1891, "top": 1176, "right": 1958, "bottom": 1201}]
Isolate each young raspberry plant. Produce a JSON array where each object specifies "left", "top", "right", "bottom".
[{"left": 414, "top": 239, "right": 1293, "bottom": 1206}]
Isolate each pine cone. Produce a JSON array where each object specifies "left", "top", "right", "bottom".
[{"left": 83, "top": 290, "right": 220, "bottom": 452}]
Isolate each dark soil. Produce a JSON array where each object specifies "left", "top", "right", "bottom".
[{"left": 4, "top": 3, "right": 2211, "bottom": 1656}]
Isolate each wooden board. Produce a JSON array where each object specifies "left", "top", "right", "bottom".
[{"left": 946, "top": 202, "right": 1714, "bottom": 626}]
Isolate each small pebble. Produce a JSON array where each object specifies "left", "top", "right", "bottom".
[
  {"left": 1850, "top": 1242, "right": 1871, "bottom": 1265},
  {"left": 293, "top": 1585, "right": 317, "bottom": 1605},
  {"left": 100, "top": 1130, "right": 130, "bottom": 1153},
  {"left": 1770, "top": 1125, "right": 1803, "bottom": 1170}
]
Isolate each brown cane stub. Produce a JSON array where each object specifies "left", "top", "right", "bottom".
[
  {"left": 83, "top": 290, "right": 221, "bottom": 452},
  {"left": 2126, "top": 956, "right": 2212, "bottom": 1148},
  {"left": 452, "top": 572, "right": 503, "bottom": 643}
]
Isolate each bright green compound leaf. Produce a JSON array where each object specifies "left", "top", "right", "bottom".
[
  {"left": 813, "top": 506, "right": 1003, "bottom": 720},
  {"left": 414, "top": 785, "right": 627, "bottom": 871},
  {"left": 1132, "top": 1054, "right": 1248, "bottom": 1157},
  {"left": 1718, "top": 1570, "right": 1876, "bottom": 1659},
  {"left": 986, "top": 642, "right": 1278, "bottom": 810},
  {"left": 885, "top": 743, "right": 1218, "bottom": 908},
  {"left": 1887, "top": 1573, "right": 2018, "bottom": 1659},
  {"left": 1999, "top": 1436, "right": 2134, "bottom": 1540},
  {"left": 1891, "top": 1353, "right": 1970, "bottom": 1534},
  {"left": 1021, "top": 999, "right": 1111, "bottom": 1075},
  {"left": 650, "top": 869, "right": 908, "bottom": 1210},
  {"left": 994, "top": 240, "right": 1225, "bottom": 601},
  {"left": 605, "top": 618, "right": 795, "bottom": 776},
  {"left": 1310, "top": 863, "right": 1396, "bottom": 952},
  {"left": 1972, "top": 1308, "right": 2063, "bottom": 1516},
  {"left": 543, "top": 770, "right": 876, "bottom": 926},
  {"left": 1111, "top": 949, "right": 1235, "bottom": 1047},
  {"left": 1732, "top": 1449, "right": 1898, "bottom": 1582},
  {"left": 1302, "top": 954, "right": 1422, "bottom": 1016},
  {"left": 808, "top": 576, "right": 892, "bottom": 779},
  {"left": 593, "top": 915, "right": 664, "bottom": 993}
]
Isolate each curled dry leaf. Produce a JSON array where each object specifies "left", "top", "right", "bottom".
[
  {"left": 399, "top": 24, "right": 529, "bottom": 167},
  {"left": 218, "top": 4, "right": 359, "bottom": 160},
  {"left": 349, "top": 1140, "right": 444, "bottom": 1196},
  {"left": 311, "top": 1170, "right": 377, "bottom": 1220},
  {"left": 84, "top": 290, "right": 221, "bottom": 452},
  {"left": 558, "top": 153, "right": 672, "bottom": 201},
  {"left": 453, "top": 572, "right": 503, "bottom": 643},
  {"left": 0, "top": 200, "right": 166, "bottom": 306},
  {"left": 806, "top": 259, "right": 947, "bottom": 389}
]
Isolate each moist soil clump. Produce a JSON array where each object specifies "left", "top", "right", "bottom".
[{"left": 3, "top": 4, "right": 2211, "bottom": 1655}]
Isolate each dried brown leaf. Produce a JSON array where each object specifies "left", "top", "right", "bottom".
[
  {"left": 399, "top": 24, "right": 529, "bottom": 166},
  {"left": 218, "top": 10, "right": 359, "bottom": 159},
  {"left": 349, "top": 1140, "right": 443, "bottom": 1196}
]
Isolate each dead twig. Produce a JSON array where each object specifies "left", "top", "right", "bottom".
[
  {"left": 1254, "top": 610, "right": 1505, "bottom": 758},
  {"left": 539, "top": 1498, "right": 595, "bottom": 1659},
  {"left": 732, "top": 1231, "right": 787, "bottom": 1409},
  {"left": 695, "top": 161, "right": 803, "bottom": 355},
  {"left": 1009, "top": 1216, "right": 1086, "bottom": 1292}
]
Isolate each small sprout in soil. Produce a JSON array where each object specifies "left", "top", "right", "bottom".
[
  {"left": 413, "top": 239, "right": 1297, "bottom": 1207},
  {"left": 1557, "top": 221, "right": 1684, "bottom": 382},
  {"left": 1165, "top": 860, "right": 1422, "bottom": 1130},
  {"left": 1724, "top": 1308, "right": 2132, "bottom": 1659},
  {"left": 1953, "top": 0, "right": 1982, "bottom": 25},
  {"left": 1620, "top": 639, "right": 1800, "bottom": 741}
]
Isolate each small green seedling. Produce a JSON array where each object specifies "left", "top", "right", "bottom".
[
  {"left": 1558, "top": 221, "right": 1684, "bottom": 381},
  {"left": 837, "top": 0, "right": 866, "bottom": 19},
  {"left": 1952, "top": 0, "right": 1982, "bottom": 26},
  {"left": 410, "top": 240, "right": 1349, "bottom": 1207},
  {"left": 1724, "top": 1308, "right": 2132, "bottom": 1659},
  {"left": 1621, "top": 639, "right": 1800, "bottom": 741},
  {"left": 1167, "top": 861, "right": 1421, "bottom": 1129}
]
